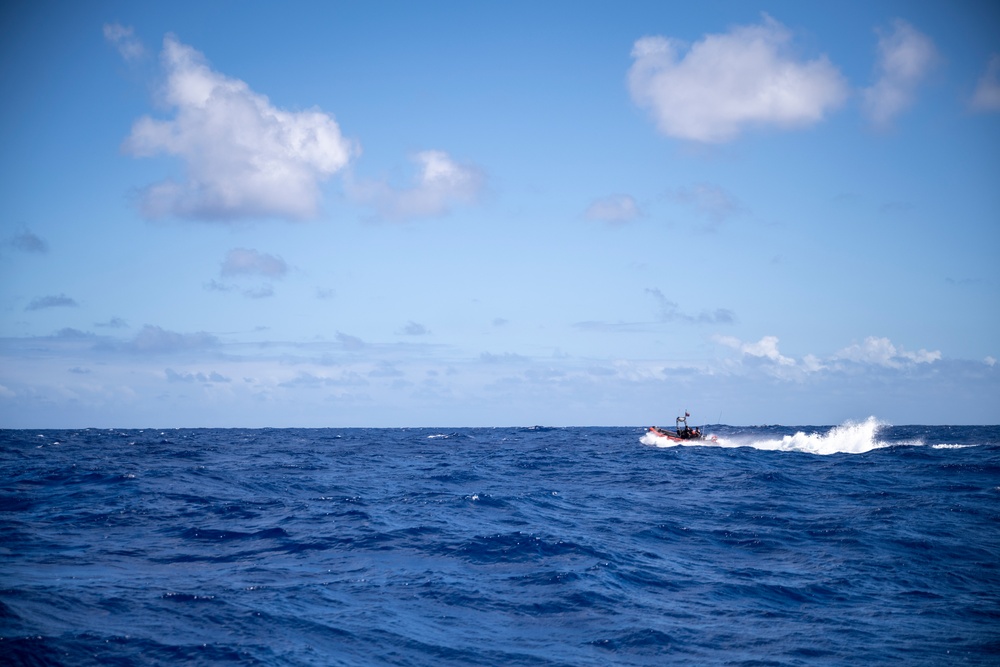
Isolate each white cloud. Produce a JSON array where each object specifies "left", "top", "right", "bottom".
[
  {"left": 221, "top": 248, "right": 288, "bottom": 278},
  {"left": 717, "top": 334, "right": 941, "bottom": 373},
  {"left": 970, "top": 54, "right": 1000, "bottom": 112},
  {"left": 986, "top": 356, "right": 997, "bottom": 367},
  {"left": 715, "top": 334, "right": 796, "bottom": 366},
  {"left": 347, "top": 150, "right": 485, "bottom": 220},
  {"left": 124, "top": 35, "right": 356, "bottom": 221},
  {"left": 627, "top": 15, "right": 848, "bottom": 143},
  {"left": 743, "top": 335, "right": 796, "bottom": 366},
  {"left": 862, "top": 19, "right": 937, "bottom": 127},
  {"left": 835, "top": 336, "right": 940, "bottom": 368},
  {"left": 585, "top": 194, "right": 640, "bottom": 224},
  {"left": 103, "top": 23, "right": 146, "bottom": 62}
]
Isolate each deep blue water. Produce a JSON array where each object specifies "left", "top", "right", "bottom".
[{"left": 1, "top": 423, "right": 998, "bottom": 666}]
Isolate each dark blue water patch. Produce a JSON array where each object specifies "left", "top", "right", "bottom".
[{"left": 1, "top": 426, "right": 999, "bottom": 666}]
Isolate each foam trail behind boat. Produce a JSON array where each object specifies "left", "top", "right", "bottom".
[{"left": 642, "top": 417, "right": 892, "bottom": 455}]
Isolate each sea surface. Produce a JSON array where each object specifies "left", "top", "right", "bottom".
[{"left": 1, "top": 420, "right": 998, "bottom": 666}]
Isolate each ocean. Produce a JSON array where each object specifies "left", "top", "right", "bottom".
[{"left": 1, "top": 421, "right": 998, "bottom": 666}]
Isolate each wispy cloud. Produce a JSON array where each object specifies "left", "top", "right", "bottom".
[
  {"left": 970, "top": 54, "right": 1000, "bottom": 112},
  {"left": 122, "top": 34, "right": 357, "bottom": 221},
  {"left": 862, "top": 19, "right": 938, "bottom": 128},
  {"left": 205, "top": 279, "right": 275, "bottom": 299},
  {"left": 165, "top": 368, "right": 230, "bottom": 383},
  {"left": 221, "top": 248, "right": 288, "bottom": 279},
  {"left": 669, "top": 183, "right": 745, "bottom": 225},
  {"left": 398, "top": 321, "right": 430, "bottom": 336},
  {"left": 628, "top": 14, "right": 848, "bottom": 143},
  {"left": 95, "top": 317, "right": 129, "bottom": 329},
  {"left": 25, "top": 294, "right": 78, "bottom": 311},
  {"left": 347, "top": 150, "right": 485, "bottom": 221},
  {"left": 7, "top": 229, "right": 48, "bottom": 254},
  {"left": 103, "top": 23, "right": 146, "bottom": 62},
  {"left": 646, "top": 288, "right": 735, "bottom": 324},
  {"left": 584, "top": 194, "right": 641, "bottom": 224}
]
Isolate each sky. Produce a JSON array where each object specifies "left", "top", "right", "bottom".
[{"left": 1, "top": 0, "right": 998, "bottom": 428}]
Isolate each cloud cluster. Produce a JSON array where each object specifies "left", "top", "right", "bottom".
[
  {"left": 835, "top": 336, "right": 941, "bottom": 368},
  {"left": 628, "top": 15, "right": 849, "bottom": 142},
  {"left": 862, "top": 20, "right": 938, "bottom": 127},
  {"left": 716, "top": 334, "right": 941, "bottom": 375},
  {"left": 348, "top": 150, "right": 485, "bottom": 221},
  {"left": 122, "top": 35, "right": 356, "bottom": 221}
]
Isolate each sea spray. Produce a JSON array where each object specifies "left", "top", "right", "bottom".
[{"left": 641, "top": 417, "right": 891, "bottom": 454}]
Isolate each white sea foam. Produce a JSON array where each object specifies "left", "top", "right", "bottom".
[{"left": 641, "top": 417, "right": 891, "bottom": 455}]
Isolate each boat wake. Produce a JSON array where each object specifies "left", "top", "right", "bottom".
[{"left": 641, "top": 417, "right": 893, "bottom": 455}]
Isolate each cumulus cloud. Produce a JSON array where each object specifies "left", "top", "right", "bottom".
[
  {"left": 347, "top": 150, "right": 485, "bottom": 220},
  {"left": 221, "top": 248, "right": 287, "bottom": 278},
  {"left": 123, "top": 35, "right": 356, "bottom": 221},
  {"left": 862, "top": 19, "right": 937, "bottom": 127},
  {"left": 628, "top": 15, "right": 848, "bottom": 143},
  {"left": 716, "top": 334, "right": 940, "bottom": 372},
  {"left": 8, "top": 229, "right": 48, "bottom": 253},
  {"left": 585, "top": 194, "right": 641, "bottom": 224},
  {"left": 103, "top": 23, "right": 146, "bottom": 62},
  {"left": 970, "top": 54, "right": 1000, "bottom": 112},
  {"left": 836, "top": 336, "right": 940, "bottom": 368},
  {"left": 26, "top": 294, "right": 78, "bottom": 311},
  {"left": 716, "top": 334, "right": 796, "bottom": 366}
]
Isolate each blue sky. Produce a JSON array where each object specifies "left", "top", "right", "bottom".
[{"left": 1, "top": 0, "right": 998, "bottom": 427}]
